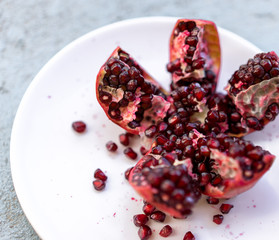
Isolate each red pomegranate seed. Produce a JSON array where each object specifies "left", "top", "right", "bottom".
[
  {"left": 220, "top": 204, "right": 234, "bottom": 214},
  {"left": 138, "top": 225, "right": 152, "bottom": 240},
  {"left": 183, "top": 231, "right": 195, "bottom": 240},
  {"left": 145, "top": 125, "right": 157, "bottom": 138},
  {"left": 206, "top": 197, "right": 219, "bottom": 205},
  {"left": 159, "top": 225, "right": 173, "bottom": 237},
  {"left": 150, "top": 210, "right": 166, "bottom": 222},
  {"left": 213, "top": 214, "right": 224, "bottom": 224},
  {"left": 93, "top": 179, "right": 106, "bottom": 191},
  {"left": 119, "top": 133, "right": 129, "bottom": 146},
  {"left": 106, "top": 141, "right": 118, "bottom": 152},
  {"left": 142, "top": 203, "right": 156, "bottom": 215},
  {"left": 124, "top": 147, "right": 138, "bottom": 160},
  {"left": 133, "top": 214, "right": 149, "bottom": 227},
  {"left": 124, "top": 167, "right": 133, "bottom": 180},
  {"left": 140, "top": 146, "right": 148, "bottom": 155},
  {"left": 94, "top": 168, "right": 107, "bottom": 181},
  {"left": 72, "top": 121, "right": 86, "bottom": 133}
]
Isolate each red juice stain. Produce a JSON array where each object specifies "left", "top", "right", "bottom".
[
  {"left": 113, "top": 212, "right": 116, "bottom": 217},
  {"left": 131, "top": 197, "right": 138, "bottom": 202},
  {"left": 225, "top": 224, "right": 230, "bottom": 229},
  {"left": 253, "top": 205, "right": 256, "bottom": 208}
]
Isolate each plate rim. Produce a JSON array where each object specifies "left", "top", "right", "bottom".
[{"left": 9, "top": 16, "right": 262, "bottom": 239}]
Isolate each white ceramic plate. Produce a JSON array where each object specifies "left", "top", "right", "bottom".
[{"left": 10, "top": 17, "right": 279, "bottom": 240}]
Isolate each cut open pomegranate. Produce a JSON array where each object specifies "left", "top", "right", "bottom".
[
  {"left": 95, "top": 19, "right": 278, "bottom": 222},
  {"left": 168, "top": 19, "right": 220, "bottom": 92},
  {"left": 225, "top": 52, "right": 279, "bottom": 136},
  {"left": 96, "top": 47, "right": 170, "bottom": 135}
]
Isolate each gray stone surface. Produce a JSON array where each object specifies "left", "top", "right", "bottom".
[{"left": 1, "top": 0, "right": 279, "bottom": 239}]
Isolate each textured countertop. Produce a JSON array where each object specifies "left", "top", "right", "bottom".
[{"left": 1, "top": 0, "right": 279, "bottom": 239}]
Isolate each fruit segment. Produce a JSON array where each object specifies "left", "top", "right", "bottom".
[
  {"left": 168, "top": 19, "right": 221, "bottom": 92},
  {"left": 225, "top": 51, "right": 279, "bottom": 136},
  {"left": 96, "top": 47, "right": 170, "bottom": 135}
]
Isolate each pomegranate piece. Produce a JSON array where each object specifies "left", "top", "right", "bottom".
[
  {"left": 183, "top": 231, "right": 195, "bottom": 240},
  {"left": 187, "top": 131, "right": 275, "bottom": 199},
  {"left": 220, "top": 203, "right": 234, "bottom": 214},
  {"left": 93, "top": 179, "right": 106, "bottom": 191},
  {"left": 133, "top": 214, "right": 149, "bottom": 227},
  {"left": 106, "top": 141, "right": 118, "bottom": 152},
  {"left": 159, "top": 225, "right": 173, "bottom": 237},
  {"left": 168, "top": 19, "right": 220, "bottom": 91},
  {"left": 124, "top": 147, "right": 138, "bottom": 160},
  {"left": 225, "top": 51, "right": 279, "bottom": 136},
  {"left": 213, "top": 214, "right": 224, "bottom": 224},
  {"left": 129, "top": 149, "right": 201, "bottom": 218},
  {"left": 94, "top": 168, "right": 107, "bottom": 181},
  {"left": 72, "top": 121, "right": 86, "bottom": 133},
  {"left": 138, "top": 225, "right": 152, "bottom": 240},
  {"left": 150, "top": 210, "right": 166, "bottom": 222},
  {"left": 119, "top": 133, "right": 130, "bottom": 146},
  {"left": 96, "top": 47, "right": 170, "bottom": 135}
]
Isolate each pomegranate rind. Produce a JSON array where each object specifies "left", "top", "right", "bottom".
[
  {"left": 169, "top": 19, "right": 221, "bottom": 86},
  {"left": 96, "top": 47, "right": 170, "bottom": 135},
  {"left": 203, "top": 148, "right": 275, "bottom": 198}
]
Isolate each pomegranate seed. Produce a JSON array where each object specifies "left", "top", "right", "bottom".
[
  {"left": 183, "top": 231, "right": 195, "bottom": 240},
  {"left": 159, "top": 225, "right": 173, "bottom": 237},
  {"left": 220, "top": 204, "right": 234, "bottom": 214},
  {"left": 93, "top": 179, "right": 106, "bottom": 191},
  {"left": 150, "top": 210, "right": 166, "bottom": 222},
  {"left": 213, "top": 214, "right": 224, "bottom": 224},
  {"left": 106, "top": 141, "right": 118, "bottom": 152},
  {"left": 94, "top": 168, "right": 107, "bottom": 181},
  {"left": 145, "top": 125, "right": 157, "bottom": 138},
  {"left": 211, "top": 174, "right": 223, "bottom": 186},
  {"left": 124, "top": 147, "right": 138, "bottom": 160},
  {"left": 206, "top": 197, "right": 219, "bottom": 205},
  {"left": 133, "top": 214, "right": 149, "bottom": 227},
  {"left": 140, "top": 146, "right": 148, "bottom": 155},
  {"left": 72, "top": 121, "right": 86, "bottom": 133},
  {"left": 246, "top": 117, "right": 259, "bottom": 128},
  {"left": 142, "top": 203, "right": 156, "bottom": 215},
  {"left": 119, "top": 133, "right": 130, "bottom": 146},
  {"left": 124, "top": 167, "right": 133, "bottom": 180},
  {"left": 138, "top": 225, "right": 152, "bottom": 240}
]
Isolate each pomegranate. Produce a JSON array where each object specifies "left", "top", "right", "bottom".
[
  {"left": 225, "top": 52, "right": 279, "bottom": 136},
  {"left": 95, "top": 19, "right": 278, "bottom": 225},
  {"left": 168, "top": 19, "right": 220, "bottom": 92},
  {"left": 96, "top": 47, "right": 170, "bottom": 135}
]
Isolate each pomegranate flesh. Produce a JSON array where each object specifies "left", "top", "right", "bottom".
[{"left": 96, "top": 47, "right": 170, "bottom": 135}]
